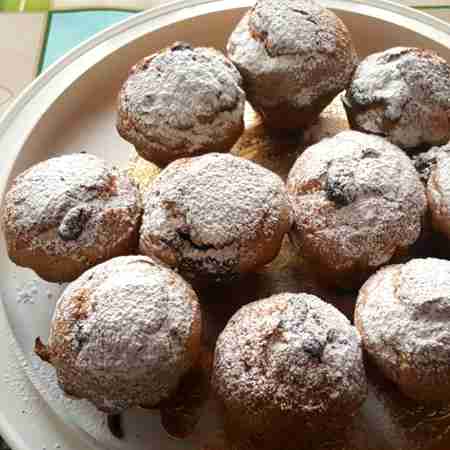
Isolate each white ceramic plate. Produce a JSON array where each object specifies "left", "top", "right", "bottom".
[{"left": 1, "top": 1, "right": 450, "bottom": 449}]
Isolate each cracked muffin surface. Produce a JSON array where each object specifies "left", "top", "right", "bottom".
[
  {"left": 287, "top": 130, "right": 427, "bottom": 289},
  {"left": 355, "top": 258, "right": 450, "bottom": 403},
  {"left": 227, "top": 0, "right": 358, "bottom": 130},
  {"left": 117, "top": 42, "right": 245, "bottom": 166},
  {"left": 344, "top": 47, "right": 450, "bottom": 151},
  {"left": 426, "top": 144, "right": 450, "bottom": 241},
  {"left": 139, "top": 153, "right": 292, "bottom": 281},
  {"left": 1, "top": 153, "right": 142, "bottom": 282},
  {"left": 212, "top": 293, "right": 367, "bottom": 450},
  {"left": 413, "top": 142, "right": 450, "bottom": 185},
  {"left": 35, "top": 255, "right": 202, "bottom": 414}
]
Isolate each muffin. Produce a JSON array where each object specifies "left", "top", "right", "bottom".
[
  {"left": 139, "top": 153, "right": 292, "bottom": 281},
  {"left": 227, "top": 0, "right": 358, "bottom": 130},
  {"left": 35, "top": 255, "right": 202, "bottom": 413},
  {"left": 424, "top": 144, "right": 450, "bottom": 241},
  {"left": 287, "top": 130, "right": 427, "bottom": 289},
  {"left": 343, "top": 47, "right": 450, "bottom": 151},
  {"left": 212, "top": 293, "right": 367, "bottom": 450},
  {"left": 2, "top": 154, "right": 142, "bottom": 283},
  {"left": 355, "top": 258, "right": 450, "bottom": 403},
  {"left": 117, "top": 42, "right": 245, "bottom": 166},
  {"left": 413, "top": 142, "right": 450, "bottom": 184}
]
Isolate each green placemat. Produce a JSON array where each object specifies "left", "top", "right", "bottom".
[
  {"left": 0, "top": 0, "right": 49, "bottom": 11},
  {"left": 40, "top": 10, "right": 135, "bottom": 71}
]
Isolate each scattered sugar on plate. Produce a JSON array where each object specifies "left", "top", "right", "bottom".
[
  {"left": 16, "top": 281, "right": 39, "bottom": 305},
  {"left": 16, "top": 279, "right": 58, "bottom": 305}
]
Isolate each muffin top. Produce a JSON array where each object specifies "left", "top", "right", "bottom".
[
  {"left": 429, "top": 148, "right": 450, "bottom": 200},
  {"left": 413, "top": 142, "right": 450, "bottom": 184},
  {"left": 345, "top": 47, "right": 450, "bottom": 149},
  {"left": 287, "top": 130, "right": 426, "bottom": 269},
  {"left": 227, "top": 0, "right": 358, "bottom": 108},
  {"left": 40, "top": 255, "right": 201, "bottom": 412},
  {"left": 2, "top": 153, "right": 141, "bottom": 257},
  {"left": 140, "top": 153, "right": 291, "bottom": 276},
  {"left": 248, "top": 0, "right": 339, "bottom": 57},
  {"left": 213, "top": 293, "right": 367, "bottom": 418},
  {"left": 426, "top": 145, "right": 450, "bottom": 238},
  {"left": 117, "top": 42, "right": 245, "bottom": 158},
  {"left": 356, "top": 258, "right": 450, "bottom": 383}
]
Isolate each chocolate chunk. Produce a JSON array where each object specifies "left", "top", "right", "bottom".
[
  {"left": 325, "top": 174, "right": 356, "bottom": 206},
  {"left": 303, "top": 336, "right": 324, "bottom": 358},
  {"left": 58, "top": 205, "right": 91, "bottom": 241},
  {"left": 107, "top": 414, "right": 124, "bottom": 439},
  {"left": 362, "top": 148, "right": 380, "bottom": 158},
  {"left": 325, "top": 158, "right": 358, "bottom": 207},
  {"left": 170, "top": 41, "right": 193, "bottom": 52}
]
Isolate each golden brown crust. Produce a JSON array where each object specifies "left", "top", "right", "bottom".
[
  {"left": 118, "top": 111, "right": 245, "bottom": 167},
  {"left": 251, "top": 90, "right": 343, "bottom": 130},
  {"left": 427, "top": 151, "right": 450, "bottom": 243}
]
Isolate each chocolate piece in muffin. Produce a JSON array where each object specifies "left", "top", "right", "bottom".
[
  {"left": 1, "top": 154, "right": 142, "bottom": 282},
  {"left": 344, "top": 47, "right": 450, "bottom": 151},
  {"left": 35, "top": 256, "right": 202, "bottom": 414},
  {"left": 227, "top": 0, "right": 358, "bottom": 130},
  {"left": 117, "top": 42, "right": 245, "bottom": 166},
  {"left": 212, "top": 293, "right": 367, "bottom": 450},
  {"left": 355, "top": 258, "right": 450, "bottom": 403},
  {"left": 139, "top": 153, "right": 292, "bottom": 282},
  {"left": 287, "top": 130, "right": 427, "bottom": 289}
]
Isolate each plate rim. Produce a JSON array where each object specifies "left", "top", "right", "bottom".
[{"left": 1, "top": 1, "right": 450, "bottom": 449}]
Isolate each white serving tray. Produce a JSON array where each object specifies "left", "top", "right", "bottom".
[{"left": 1, "top": 1, "right": 450, "bottom": 449}]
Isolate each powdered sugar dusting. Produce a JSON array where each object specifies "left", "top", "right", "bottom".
[
  {"left": 227, "top": 0, "right": 358, "bottom": 123},
  {"left": 250, "top": 0, "right": 337, "bottom": 57},
  {"left": 355, "top": 258, "right": 450, "bottom": 401},
  {"left": 413, "top": 142, "right": 450, "bottom": 184},
  {"left": 345, "top": 47, "right": 450, "bottom": 150},
  {"left": 287, "top": 130, "right": 426, "bottom": 279},
  {"left": 140, "top": 153, "right": 292, "bottom": 277},
  {"left": 2, "top": 153, "right": 142, "bottom": 281},
  {"left": 117, "top": 44, "right": 245, "bottom": 164},
  {"left": 39, "top": 255, "right": 201, "bottom": 413},
  {"left": 212, "top": 293, "right": 367, "bottom": 437},
  {"left": 427, "top": 149, "right": 450, "bottom": 239},
  {"left": 17, "top": 281, "right": 39, "bottom": 305}
]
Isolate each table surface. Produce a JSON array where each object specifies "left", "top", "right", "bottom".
[{"left": 0, "top": 2, "right": 450, "bottom": 449}]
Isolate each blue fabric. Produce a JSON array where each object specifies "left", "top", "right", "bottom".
[{"left": 41, "top": 10, "right": 134, "bottom": 70}]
